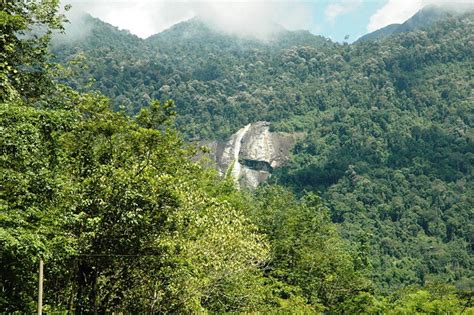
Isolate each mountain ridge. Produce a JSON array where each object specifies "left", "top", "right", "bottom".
[
  {"left": 356, "top": 4, "right": 473, "bottom": 43},
  {"left": 57, "top": 12, "right": 334, "bottom": 49}
]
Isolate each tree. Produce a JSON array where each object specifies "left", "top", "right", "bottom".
[
  {"left": 250, "top": 186, "right": 372, "bottom": 312},
  {"left": 0, "top": 0, "right": 68, "bottom": 103}
]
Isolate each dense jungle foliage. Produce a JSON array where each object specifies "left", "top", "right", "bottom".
[
  {"left": 1, "top": 0, "right": 472, "bottom": 313},
  {"left": 52, "top": 4, "right": 473, "bottom": 295}
]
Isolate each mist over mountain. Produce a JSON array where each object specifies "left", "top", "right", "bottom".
[{"left": 52, "top": 12, "right": 337, "bottom": 135}]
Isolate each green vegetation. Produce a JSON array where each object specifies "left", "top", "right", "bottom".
[
  {"left": 273, "top": 16, "right": 473, "bottom": 292},
  {"left": 53, "top": 6, "right": 473, "bottom": 294},
  {"left": 1, "top": 0, "right": 473, "bottom": 313}
]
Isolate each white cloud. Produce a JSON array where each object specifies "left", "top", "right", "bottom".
[
  {"left": 62, "top": 1, "right": 196, "bottom": 38},
  {"left": 61, "top": 0, "right": 316, "bottom": 39},
  {"left": 367, "top": 0, "right": 473, "bottom": 32},
  {"left": 324, "top": 0, "right": 362, "bottom": 23}
]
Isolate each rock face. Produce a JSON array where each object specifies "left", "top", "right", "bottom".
[{"left": 207, "top": 122, "right": 297, "bottom": 189}]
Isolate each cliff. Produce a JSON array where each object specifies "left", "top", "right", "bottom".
[{"left": 205, "top": 122, "right": 298, "bottom": 189}]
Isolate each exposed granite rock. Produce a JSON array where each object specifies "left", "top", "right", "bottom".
[{"left": 204, "top": 121, "right": 298, "bottom": 189}]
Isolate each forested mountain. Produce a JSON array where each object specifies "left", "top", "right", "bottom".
[
  {"left": 52, "top": 7, "right": 474, "bottom": 293},
  {"left": 52, "top": 14, "right": 338, "bottom": 138},
  {"left": 2, "top": 0, "right": 473, "bottom": 312},
  {"left": 273, "top": 13, "right": 474, "bottom": 292}
]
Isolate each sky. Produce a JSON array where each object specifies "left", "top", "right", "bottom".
[{"left": 61, "top": 0, "right": 471, "bottom": 42}]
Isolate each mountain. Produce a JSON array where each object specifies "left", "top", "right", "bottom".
[
  {"left": 53, "top": 13, "right": 143, "bottom": 51},
  {"left": 4, "top": 1, "right": 474, "bottom": 312},
  {"left": 51, "top": 9, "right": 474, "bottom": 293},
  {"left": 147, "top": 16, "right": 333, "bottom": 50},
  {"left": 356, "top": 4, "right": 471, "bottom": 42},
  {"left": 52, "top": 14, "right": 338, "bottom": 138}
]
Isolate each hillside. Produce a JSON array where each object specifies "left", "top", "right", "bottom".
[{"left": 51, "top": 9, "right": 474, "bottom": 293}]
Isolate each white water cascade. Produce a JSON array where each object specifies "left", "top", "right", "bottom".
[
  {"left": 227, "top": 123, "right": 251, "bottom": 184},
  {"left": 211, "top": 121, "right": 297, "bottom": 189}
]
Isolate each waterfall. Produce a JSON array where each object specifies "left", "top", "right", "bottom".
[{"left": 231, "top": 123, "right": 251, "bottom": 182}]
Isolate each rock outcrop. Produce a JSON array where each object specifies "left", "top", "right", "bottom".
[{"left": 204, "top": 122, "right": 298, "bottom": 189}]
